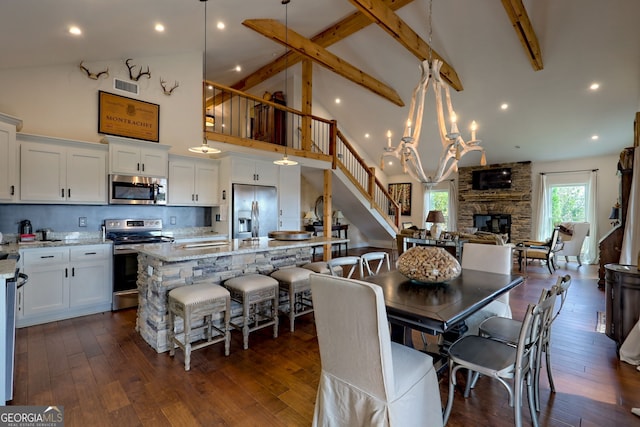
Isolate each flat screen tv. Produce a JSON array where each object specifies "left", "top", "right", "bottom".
[{"left": 472, "top": 167, "right": 512, "bottom": 190}]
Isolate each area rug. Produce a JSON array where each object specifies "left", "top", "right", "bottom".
[{"left": 596, "top": 311, "right": 606, "bottom": 333}]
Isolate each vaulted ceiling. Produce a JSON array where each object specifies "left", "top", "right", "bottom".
[{"left": 1, "top": 0, "right": 639, "bottom": 174}]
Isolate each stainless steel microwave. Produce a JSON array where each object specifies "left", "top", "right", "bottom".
[{"left": 109, "top": 175, "right": 166, "bottom": 205}]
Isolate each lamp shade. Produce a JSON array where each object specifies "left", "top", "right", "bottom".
[
  {"left": 426, "top": 210, "right": 445, "bottom": 224},
  {"left": 333, "top": 210, "right": 344, "bottom": 220}
]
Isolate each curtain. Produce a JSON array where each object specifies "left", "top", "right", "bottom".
[
  {"left": 448, "top": 179, "right": 458, "bottom": 232},
  {"left": 583, "top": 170, "right": 598, "bottom": 264},
  {"left": 620, "top": 148, "right": 640, "bottom": 264},
  {"left": 535, "top": 174, "right": 549, "bottom": 240}
]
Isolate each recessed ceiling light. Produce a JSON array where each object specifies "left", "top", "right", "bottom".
[
  {"left": 500, "top": 103, "right": 509, "bottom": 110},
  {"left": 365, "top": 133, "right": 370, "bottom": 138},
  {"left": 217, "top": 22, "right": 225, "bottom": 30},
  {"left": 591, "top": 135, "right": 599, "bottom": 140},
  {"left": 590, "top": 82, "right": 600, "bottom": 90},
  {"left": 155, "top": 23, "right": 165, "bottom": 32},
  {"left": 69, "top": 26, "right": 82, "bottom": 36},
  {"left": 207, "top": 85, "right": 213, "bottom": 90},
  {"left": 335, "top": 98, "right": 341, "bottom": 104},
  {"left": 235, "top": 65, "right": 242, "bottom": 72}
]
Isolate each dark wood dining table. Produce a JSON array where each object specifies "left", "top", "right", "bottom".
[{"left": 365, "top": 269, "right": 525, "bottom": 346}]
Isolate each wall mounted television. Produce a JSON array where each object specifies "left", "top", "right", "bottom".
[{"left": 472, "top": 167, "right": 512, "bottom": 190}]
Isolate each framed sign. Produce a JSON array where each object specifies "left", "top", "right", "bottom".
[
  {"left": 388, "top": 182, "right": 412, "bottom": 216},
  {"left": 98, "top": 91, "right": 159, "bottom": 142}
]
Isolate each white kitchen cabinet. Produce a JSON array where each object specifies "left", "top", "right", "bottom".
[
  {"left": 109, "top": 139, "right": 169, "bottom": 177},
  {"left": 230, "top": 156, "right": 278, "bottom": 186},
  {"left": 19, "top": 134, "right": 107, "bottom": 204},
  {"left": 0, "top": 114, "right": 21, "bottom": 202},
  {"left": 168, "top": 155, "right": 219, "bottom": 206},
  {"left": 278, "top": 164, "right": 301, "bottom": 230},
  {"left": 17, "top": 244, "right": 112, "bottom": 328}
]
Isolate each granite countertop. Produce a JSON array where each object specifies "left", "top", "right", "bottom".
[
  {"left": 138, "top": 236, "right": 349, "bottom": 262},
  {"left": 0, "top": 238, "right": 111, "bottom": 255}
]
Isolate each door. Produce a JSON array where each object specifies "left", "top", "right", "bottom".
[
  {"left": 232, "top": 183, "right": 255, "bottom": 239},
  {"left": 254, "top": 185, "right": 278, "bottom": 237}
]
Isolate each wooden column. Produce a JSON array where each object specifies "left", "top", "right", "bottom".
[
  {"left": 323, "top": 169, "right": 332, "bottom": 261},
  {"left": 301, "top": 59, "right": 313, "bottom": 152}
]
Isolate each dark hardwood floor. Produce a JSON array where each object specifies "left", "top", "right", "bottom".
[{"left": 11, "top": 248, "right": 640, "bottom": 426}]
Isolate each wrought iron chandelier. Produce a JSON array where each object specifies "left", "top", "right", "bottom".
[{"left": 380, "top": 0, "right": 485, "bottom": 184}]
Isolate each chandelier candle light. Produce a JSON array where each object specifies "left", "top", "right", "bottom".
[{"left": 380, "top": 0, "right": 486, "bottom": 184}]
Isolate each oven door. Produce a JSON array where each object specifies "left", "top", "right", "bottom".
[{"left": 112, "top": 249, "right": 139, "bottom": 310}]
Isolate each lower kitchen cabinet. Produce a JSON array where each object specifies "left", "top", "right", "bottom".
[{"left": 17, "top": 244, "right": 112, "bottom": 327}]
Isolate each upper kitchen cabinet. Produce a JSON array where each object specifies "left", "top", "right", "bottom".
[
  {"left": 19, "top": 134, "right": 107, "bottom": 204},
  {"left": 108, "top": 138, "right": 169, "bottom": 177},
  {"left": 0, "top": 113, "right": 22, "bottom": 202},
  {"left": 230, "top": 156, "right": 278, "bottom": 186},
  {"left": 168, "top": 155, "right": 219, "bottom": 206}
]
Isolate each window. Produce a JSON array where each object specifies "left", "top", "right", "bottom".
[
  {"left": 550, "top": 184, "right": 587, "bottom": 228},
  {"left": 426, "top": 189, "right": 450, "bottom": 227}
]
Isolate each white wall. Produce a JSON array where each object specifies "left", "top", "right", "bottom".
[{"left": 0, "top": 52, "right": 202, "bottom": 153}]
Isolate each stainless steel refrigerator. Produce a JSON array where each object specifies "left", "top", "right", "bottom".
[{"left": 232, "top": 183, "right": 278, "bottom": 239}]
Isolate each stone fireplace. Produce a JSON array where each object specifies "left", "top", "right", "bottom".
[{"left": 458, "top": 161, "right": 532, "bottom": 243}]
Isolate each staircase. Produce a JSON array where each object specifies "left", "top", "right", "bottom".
[{"left": 204, "top": 81, "right": 400, "bottom": 245}]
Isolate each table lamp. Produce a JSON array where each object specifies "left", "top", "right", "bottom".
[
  {"left": 426, "top": 210, "right": 445, "bottom": 239},
  {"left": 333, "top": 210, "right": 344, "bottom": 225},
  {"left": 304, "top": 211, "right": 317, "bottom": 225}
]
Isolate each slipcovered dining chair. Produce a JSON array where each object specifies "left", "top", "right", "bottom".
[
  {"left": 443, "top": 294, "right": 556, "bottom": 427},
  {"left": 327, "top": 256, "right": 363, "bottom": 279},
  {"left": 556, "top": 222, "right": 590, "bottom": 266},
  {"left": 478, "top": 274, "right": 572, "bottom": 410},
  {"left": 310, "top": 273, "right": 443, "bottom": 427}
]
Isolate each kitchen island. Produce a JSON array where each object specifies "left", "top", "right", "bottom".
[{"left": 136, "top": 236, "right": 348, "bottom": 352}]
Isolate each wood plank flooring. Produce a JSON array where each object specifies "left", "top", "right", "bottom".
[{"left": 10, "top": 248, "right": 640, "bottom": 426}]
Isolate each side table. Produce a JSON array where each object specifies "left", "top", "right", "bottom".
[{"left": 305, "top": 224, "right": 349, "bottom": 257}]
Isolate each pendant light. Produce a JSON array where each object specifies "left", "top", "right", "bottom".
[
  {"left": 273, "top": 0, "right": 298, "bottom": 166},
  {"left": 190, "top": 0, "right": 221, "bottom": 154}
]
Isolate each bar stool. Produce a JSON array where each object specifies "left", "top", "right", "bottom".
[
  {"left": 270, "top": 267, "right": 313, "bottom": 332},
  {"left": 167, "top": 283, "right": 231, "bottom": 371},
  {"left": 302, "top": 261, "right": 342, "bottom": 276},
  {"left": 223, "top": 274, "right": 279, "bottom": 350}
]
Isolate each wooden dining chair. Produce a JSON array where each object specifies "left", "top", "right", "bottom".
[
  {"left": 327, "top": 256, "right": 363, "bottom": 279},
  {"left": 361, "top": 251, "right": 391, "bottom": 277}
]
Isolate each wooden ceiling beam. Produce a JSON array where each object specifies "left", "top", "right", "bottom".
[
  {"left": 228, "top": 0, "right": 414, "bottom": 95},
  {"left": 243, "top": 19, "right": 404, "bottom": 107},
  {"left": 501, "top": 0, "right": 543, "bottom": 71},
  {"left": 348, "top": 0, "right": 462, "bottom": 91}
]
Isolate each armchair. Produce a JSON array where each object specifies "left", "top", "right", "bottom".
[
  {"left": 516, "top": 228, "right": 561, "bottom": 274},
  {"left": 556, "top": 222, "right": 590, "bottom": 266}
]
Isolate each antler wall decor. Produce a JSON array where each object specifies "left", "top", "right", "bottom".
[
  {"left": 125, "top": 59, "right": 151, "bottom": 81},
  {"left": 79, "top": 61, "right": 109, "bottom": 80},
  {"left": 160, "top": 78, "right": 179, "bottom": 95}
]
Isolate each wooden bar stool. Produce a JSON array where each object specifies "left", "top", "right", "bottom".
[
  {"left": 167, "top": 283, "right": 231, "bottom": 371},
  {"left": 270, "top": 267, "right": 313, "bottom": 332},
  {"left": 223, "top": 274, "right": 279, "bottom": 350}
]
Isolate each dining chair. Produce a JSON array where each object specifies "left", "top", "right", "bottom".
[
  {"left": 443, "top": 294, "right": 556, "bottom": 427},
  {"left": 310, "top": 273, "right": 443, "bottom": 427},
  {"left": 478, "top": 274, "right": 572, "bottom": 410},
  {"left": 327, "top": 256, "right": 363, "bottom": 279},
  {"left": 361, "top": 251, "right": 391, "bottom": 277}
]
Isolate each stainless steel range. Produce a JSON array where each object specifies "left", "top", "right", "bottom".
[{"left": 105, "top": 218, "right": 173, "bottom": 310}]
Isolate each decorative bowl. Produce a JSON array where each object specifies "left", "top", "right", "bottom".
[{"left": 397, "top": 246, "right": 461, "bottom": 284}]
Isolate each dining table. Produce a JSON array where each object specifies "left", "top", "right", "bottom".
[{"left": 365, "top": 269, "right": 525, "bottom": 364}]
